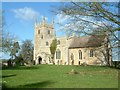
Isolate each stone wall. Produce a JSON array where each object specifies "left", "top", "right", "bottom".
[{"left": 68, "top": 47, "right": 106, "bottom": 65}]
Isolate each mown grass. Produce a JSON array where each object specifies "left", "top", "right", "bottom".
[{"left": 2, "top": 64, "right": 118, "bottom": 88}]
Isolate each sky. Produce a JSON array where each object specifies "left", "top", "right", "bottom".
[
  {"left": 2, "top": 2, "right": 66, "bottom": 41},
  {"left": 2, "top": 2, "right": 68, "bottom": 59}
]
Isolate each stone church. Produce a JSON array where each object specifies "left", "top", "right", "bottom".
[{"left": 33, "top": 17, "right": 108, "bottom": 65}]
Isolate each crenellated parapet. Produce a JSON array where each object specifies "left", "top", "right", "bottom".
[{"left": 35, "top": 16, "right": 54, "bottom": 29}]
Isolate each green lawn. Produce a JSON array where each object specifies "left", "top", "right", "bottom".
[{"left": 2, "top": 64, "right": 118, "bottom": 88}]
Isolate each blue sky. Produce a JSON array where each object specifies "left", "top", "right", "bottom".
[
  {"left": 2, "top": 2, "right": 66, "bottom": 42},
  {"left": 2, "top": 2, "right": 67, "bottom": 59}
]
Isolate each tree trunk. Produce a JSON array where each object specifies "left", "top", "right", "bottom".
[{"left": 105, "top": 35, "right": 112, "bottom": 67}]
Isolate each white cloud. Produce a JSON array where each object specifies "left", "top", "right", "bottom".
[
  {"left": 12, "top": 7, "right": 39, "bottom": 21},
  {"left": 55, "top": 14, "right": 70, "bottom": 24}
]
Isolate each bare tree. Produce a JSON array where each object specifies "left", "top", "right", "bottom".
[
  {"left": 20, "top": 40, "right": 33, "bottom": 64},
  {"left": 52, "top": 2, "right": 120, "bottom": 66},
  {"left": 1, "top": 10, "right": 20, "bottom": 60}
]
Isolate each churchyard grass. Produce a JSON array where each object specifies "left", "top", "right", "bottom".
[{"left": 2, "top": 64, "right": 118, "bottom": 88}]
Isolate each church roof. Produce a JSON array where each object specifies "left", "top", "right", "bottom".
[{"left": 69, "top": 35, "right": 106, "bottom": 49}]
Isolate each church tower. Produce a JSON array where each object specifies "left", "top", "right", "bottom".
[{"left": 34, "top": 17, "right": 55, "bottom": 64}]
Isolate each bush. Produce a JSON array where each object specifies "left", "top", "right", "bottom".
[
  {"left": 7, "top": 59, "right": 13, "bottom": 67},
  {"left": 112, "top": 61, "right": 120, "bottom": 69},
  {"left": 31, "top": 60, "right": 35, "bottom": 65},
  {"left": 13, "top": 56, "right": 24, "bottom": 66}
]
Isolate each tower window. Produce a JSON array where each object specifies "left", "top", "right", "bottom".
[
  {"left": 57, "top": 40, "right": 60, "bottom": 45},
  {"left": 90, "top": 49, "right": 94, "bottom": 57},
  {"left": 46, "top": 42, "right": 49, "bottom": 46},
  {"left": 41, "top": 35, "right": 43, "bottom": 39},
  {"left": 38, "top": 30, "right": 40, "bottom": 34},
  {"left": 79, "top": 50, "right": 82, "bottom": 59},
  {"left": 48, "top": 30, "right": 50, "bottom": 34}
]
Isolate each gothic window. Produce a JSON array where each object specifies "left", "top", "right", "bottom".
[
  {"left": 46, "top": 42, "right": 49, "bottom": 46},
  {"left": 57, "top": 40, "right": 60, "bottom": 45},
  {"left": 56, "top": 49, "right": 61, "bottom": 59},
  {"left": 79, "top": 50, "right": 82, "bottom": 59},
  {"left": 71, "top": 53, "right": 74, "bottom": 60},
  {"left": 90, "top": 49, "right": 94, "bottom": 57},
  {"left": 41, "top": 35, "right": 43, "bottom": 39},
  {"left": 48, "top": 30, "right": 50, "bottom": 34},
  {"left": 38, "top": 30, "right": 40, "bottom": 34}
]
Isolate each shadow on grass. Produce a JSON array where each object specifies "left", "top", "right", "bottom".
[
  {"left": 2, "top": 80, "right": 55, "bottom": 89},
  {"left": 2, "top": 83, "right": 8, "bottom": 89},
  {"left": 2, "top": 74, "right": 16, "bottom": 78},
  {"left": 2, "top": 66, "right": 39, "bottom": 70},
  {"left": 16, "top": 80, "right": 55, "bottom": 88}
]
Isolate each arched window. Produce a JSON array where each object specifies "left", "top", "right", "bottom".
[
  {"left": 56, "top": 49, "right": 61, "bottom": 59},
  {"left": 79, "top": 50, "right": 82, "bottom": 59},
  {"left": 38, "top": 30, "right": 40, "bottom": 34},
  {"left": 90, "top": 49, "right": 94, "bottom": 57},
  {"left": 48, "top": 30, "right": 50, "bottom": 34},
  {"left": 71, "top": 53, "right": 74, "bottom": 60},
  {"left": 71, "top": 53, "right": 74, "bottom": 65},
  {"left": 57, "top": 40, "right": 60, "bottom": 45},
  {"left": 46, "top": 42, "right": 49, "bottom": 46}
]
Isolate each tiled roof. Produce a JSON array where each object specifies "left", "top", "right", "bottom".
[{"left": 69, "top": 35, "right": 106, "bottom": 48}]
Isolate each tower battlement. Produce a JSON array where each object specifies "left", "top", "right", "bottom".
[{"left": 35, "top": 16, "right": 54, "bottom": 29}]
